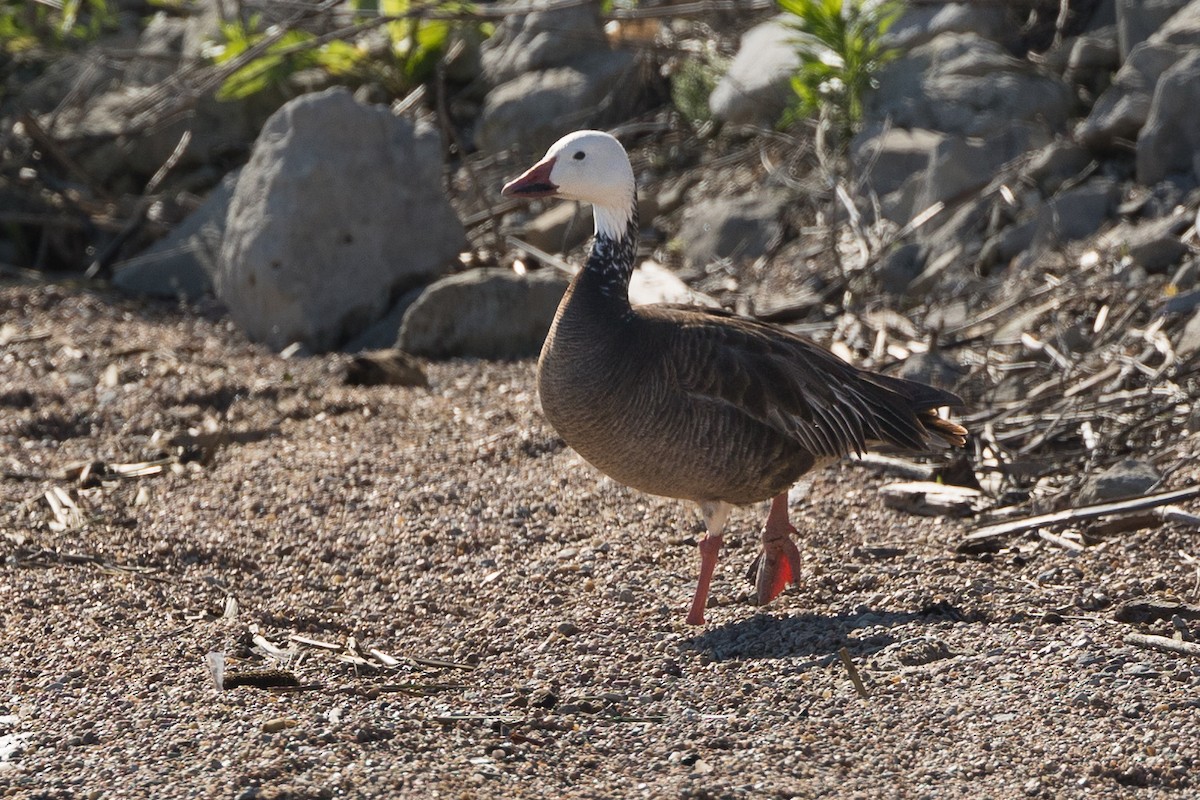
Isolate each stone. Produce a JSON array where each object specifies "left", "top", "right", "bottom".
[
  {"left": 476, "top": 50, "right": 639, "bottom": 156},
  {"left": 41, "top": 85, "right": 280, "bottom": 192},
  {"left": 111, "top": 169, "right": 241, "bottom": 300},
  {"left": 397, "top": 268, "right": 568, "bottom": 359},
  {"left": 852, "top": 127, "right": 947, "bottom": 201},
  {"left": 1136, "top": 50, "right": 1200, "bottom": 184},
  {"left": 1123, "top": 213, "right": 1191, "bottom": 273},
  {"left": 855, "top": 123, "right": 1046, "bottom": 225},
  {"left": 217, "top": 88, "right": 464, "bottom": 352},
  {"left": 1177, "top": 307, "right": 1200, "bottom": 356},
  {"left": 677, "top": 191, "right": 788, "bottom": 271},
  {"left": 982, "top": 219, "right": 1036, "bottom": 271},
  {"left": 1078, "top": 460, "right": 1161, "bottom": 504},
  {"left": 629, "top": 261, "right": 716, "bottom": 308},
  {"left": 885, "top": 2, "right": 1015, "bottom": 51},
  {"left": 1025, "top": 140, "right": 1094, "bottom": 195},
  {"left": 1077, "top": 43, "right": 1189, "bottom": 149},
  {"left": 513, "top": 202, "right": 591, "bottom": 255},
  {"left": 1064, "top": 28, "right": 1121, "bottom": 96},
  {"left": 340, "top": 288, "right": 425, "bottom": 353},
  {"left": 480, "top": 0, "right": 607, "bottom": 86},
  {"left": 868, "top": 33, "right": 1073, "bottom": 140},
  {"left": 909, "top": 197, "right": 990, "bottom": 292},
  {"left": 126, "top": 12, "right": 187, "bottom": 86},
  {"left": 1117, "top": 0, "right": 1191, "bottom": 59},
  {"left": 1031, "top": 179, "right": 1120, "bottom": 248},
  {"left": 1077, "top": 0, "right": 1200, "bottom": 150},
  {"left": 902, "top": 125, "right": 1048, "bottom": 224},
  {"left": 342, "top": 349, "right": 428, "bottom": 388},
  {"left": 708, "top": 18, "right": 800, "bottom": 126}
]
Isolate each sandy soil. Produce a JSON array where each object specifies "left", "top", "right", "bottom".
[{"left": 3, "top": 282, "right": 1200, "bottom": 799}]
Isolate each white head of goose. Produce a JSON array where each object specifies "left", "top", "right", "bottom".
[{"left": 504, "top": 130, "right": 968, "bottom": 626}]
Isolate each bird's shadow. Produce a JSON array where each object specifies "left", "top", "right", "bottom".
[{"left": 682, "top": 600, "right": 970, "bottom": 666}]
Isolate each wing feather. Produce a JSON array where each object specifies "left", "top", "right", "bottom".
[{"left": 646, "top": 305, "right": 961, "bottom": 457}]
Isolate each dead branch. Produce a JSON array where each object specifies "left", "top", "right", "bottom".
[{"left": 960, "top": 486, "right": 1200, "bottom": 548}]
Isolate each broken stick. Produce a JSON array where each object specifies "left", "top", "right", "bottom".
[
  {"left": 960, "top": 486, "right": 1200, "bottom": 549},
  {"left": 1124, "top": 633, "right": 1200, "bottom": 658}
]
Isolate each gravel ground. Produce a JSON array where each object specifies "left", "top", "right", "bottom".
[{"left": 4, "top": 283, "right": 1200, "bottom": 799}]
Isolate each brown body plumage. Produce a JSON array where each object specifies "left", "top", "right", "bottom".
[{"left": 504, "top": 130, "right": 967, "bottom": 625}]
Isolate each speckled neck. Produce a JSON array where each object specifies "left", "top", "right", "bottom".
[{"left": 581, "top": 200, "right": 639, "bottom": 302}]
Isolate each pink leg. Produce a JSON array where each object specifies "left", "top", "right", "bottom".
[
  {"left": 754, "top": 493, "right": 804, "bottom": 605},
  {"left": 686, "top": 534, "right": 722, "bottom": 625}
]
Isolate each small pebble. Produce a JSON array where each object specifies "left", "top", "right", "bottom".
[{"left": 262, "top": 718, "right": 298, "bottom": 734}]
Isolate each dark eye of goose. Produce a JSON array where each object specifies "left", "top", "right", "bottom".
[{"left": 573, "top": 151, "right": 586, "bottom": 161}]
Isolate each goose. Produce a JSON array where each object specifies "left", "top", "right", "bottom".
[{"left": 502, "top": 130, "right": 968, "bottom": 625}]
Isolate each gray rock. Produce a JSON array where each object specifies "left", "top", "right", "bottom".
[
  {"left": 853, "top": 127, "right": 947, "bottom": 201},
  {"left": 480, "top": 1, "right": 607, "bottom": 86},
  {"left": 1077, "top": 1, "right": 1200, "bottom": 150},
  {"left": 909, "top": 125, "right": 1048, "bottom": 222},
  {"left": 42, "top": 85, "right": 279, "bottom": 192},
  {"left": 218, "top": 88, "right": 464, "bottom": 352},
  {"left": 868, "top": 33, "right": 1073, "bottom": 140},
  {"left": 1123, "top": 213, "right": 1191, "bottom": 273},
  {"left": 1065, "top": 28, "right": 1121, "bottom": 96},
  {"left": 343, "top": 349, "right": 428, "bottom": 388},
  {"left": 1136, "top": 50, "right": 1200, "bottom": 184},
  {"left": 476, "top": 50, "right": 637, "bottom": 156},
  {"left": 1078, "top": 460, "right": 1161, "bottom": 504},
  {"left": 1026, "top": 140, "right": 1094, "bottom": 195},
  {"left": 1079, "top": 0, "right": 1119, "bottom": 34},
  {"left": 111, "top": 169, "right": 241, "bottom": 300},
  {"left": 126, "top": 12, "right": 187, "bottom": 85},
  {"left": 512, "top": 202, "right": 591, "bottom": 255},
  {"left": 677, "top": 191, "right": 789, "bottom": 270},
  {"left": 629, "top": 262, "right": 715, "bottom": 308},
  {"left": 885, "top": 2, "right": 1014, "bottom": 51},
  {"left": 708, "top": 18, "right": 800, "bottom": 126},
  {"left": 1077, "top": 43, "right": 1188, "bottom": 149},
  {"left": 341, "top": 288, "right": 425, "bottom": 353},
  {"left": 1031, "top": 179, "right": 1120, "bottom": 248},
  {"left": 858, "top": 123, "right": 1047, "bottom": 226},
  {"left": 1169, "top": 258, "right": 1200, "bottom": 294},
  {"left": 398, "top": 268, "right": 568, "bottom": 359},
  {"left": 982, "top": 219, "right": 1037, "bottom": 270},
  {"left": 1117, "top": 0, "right": 1190, "bottom": 59},
  {"left": 1177, "top": 307, "right": 1200, "bottom": 356}
]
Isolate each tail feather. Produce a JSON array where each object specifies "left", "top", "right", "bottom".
[
  {"left": 920, "top": 410, "right": 969, "bottom": 448},
  {"left": 862, "top": 372, "right": 968, "bottom": 450}
]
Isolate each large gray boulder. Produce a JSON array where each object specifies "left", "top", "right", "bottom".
[
  {"left": 1031, "top": 179, "right": 1120, "bottom": 247},
  {"left": 398, "top": 269, "right": 568, "bottom": 359},
  {"left": 476, "top": 51, "right": 638, "bottom": 156},
  {"left": 480, "top": 1, "right": 607, "bottom": 85},
  {"left": 1117, "top": 0, "right": 1191, "bottom": 59},
  {"left": 41, "top": 85, "right": 274, "bottom": 192},
  {"left": 217, "top": 88, "right": 465, "bottom": 352},
  {"left": 1077, "top": 0, "right": 1200, "bottom": 150},
  {"left": 474, "top": 0, "right": 640, "bottom": 155},
  {"left": 677, "top": 191, "right": 789, "bottom": 271},
  {"left": 1136, "top": 50, "right": 1200, "bottom": 184},
  {"left": 869, "top": 33, "right": 1073, "bottom": 140},
  {"left": 708, "top": 18, "right": 800, "bottom": 126},
  {"left": 885, "top": 2, "right": 1014, "bottom": 51},
  {"left": 856, "top": 124, "right": 1049, "bottom": 225}
]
